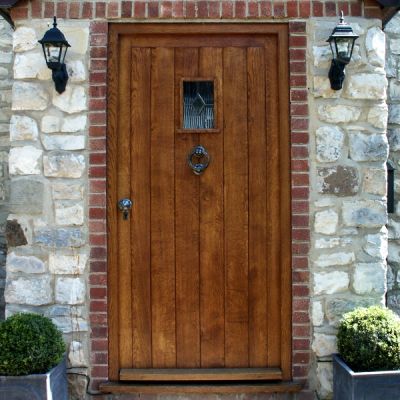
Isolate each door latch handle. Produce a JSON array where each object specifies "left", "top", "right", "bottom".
[
  {"left": 187, "top": 145, "right": 210, "bottom": 175},
  {"left": 118, "top": 198, "right": 133, "bottom": 220}
]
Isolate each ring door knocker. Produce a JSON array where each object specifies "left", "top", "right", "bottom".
[{"left": 187, "top": 145, "right": 210, "bottom": 175}]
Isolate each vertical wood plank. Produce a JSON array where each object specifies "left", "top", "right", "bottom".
[
  {"left": 198, "top": 47, "right": 225, "bottom": 367},
  {"left": 150, "top": 47, "right": 176, "bottom": 368},
  {"left": 131, "top": 47, "right": 152, "bottom": 368},
  {"left": 223, "top": 47, "right": 249, "bottom": 367},
  {"left": 106, "top": 26, "right": 120, "bottom": 380},
  {"left": 247, "top": 47, "right": 268, "bottom": 367},
  {"left": 174, "top": 48, "right": 201, "bottom": 368},
  {"left": 266, "top": 35, "right": 281, "bottom": 368},
  {"left": 117, "top": 36, "right": 133, "bottom": 369}
]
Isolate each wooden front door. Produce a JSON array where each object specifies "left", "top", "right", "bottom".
[{"left": 107, "top": 24, "right": 291, "bottom": 382}]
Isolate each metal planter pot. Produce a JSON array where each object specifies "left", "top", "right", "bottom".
[
  {"left": 333, "top": 354, "right": 400, "bottom": 400},
  {"left": 0, "top": 357, "right": 67, "bottom": 400}
]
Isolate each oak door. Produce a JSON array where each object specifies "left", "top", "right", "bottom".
[{"left": 107, "top": 24, "right": 291, "bottom": 382}]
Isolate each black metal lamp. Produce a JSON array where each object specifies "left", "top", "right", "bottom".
[
  {"left": 327, "top": 12, "right": 359, "bottom": 90},
  {"left": 38, "top": 16, "right": 71, "bottom": 94}
]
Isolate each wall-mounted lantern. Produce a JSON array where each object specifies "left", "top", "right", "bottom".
[
  {"left": 387, "top": 160, "right": 396, "bottom": 214},
  {"left": 38, "top": 16, "right": 70, "bottom": 94},
  {"left": 327, "top": 12, "right": 359, "bottom": 91}
]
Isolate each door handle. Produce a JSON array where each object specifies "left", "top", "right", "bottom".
[
  {"left": 118, "top": 198, "right": 133, "bottom": 220},
  {"left": 187, "top": 145, "right": 210, "bottom": 175}
]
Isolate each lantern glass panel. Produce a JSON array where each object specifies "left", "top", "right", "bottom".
[
  {"left": 45, "top": 44, "right": 62, "bottom": 64},
  {"left": 335, "top": 38, "right": 352, "bottom": 62}
]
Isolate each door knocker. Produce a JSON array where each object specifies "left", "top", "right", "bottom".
[{"left": 187, "top": 145, "right": 210, "bottom": 175}]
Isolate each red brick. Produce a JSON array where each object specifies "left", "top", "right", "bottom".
[
  {"left": 148, "top": 1, "right": 159, "bottom": 17},
  {"left": 248, "top": 1, "right": 258, "bottom": 17},
  {"left": 107, "top": 2, "right": 119, "bottom": 18},
  {"left": 292, "top": 270, "right": 310, "bottom": 283},
  {"left": 292, "top": 242, "right": 310, "bottom": 255},
  {"left": 186, "top": 1, "right": 196, "bottom": 18},
  {"left": 198, "top": 1, "right": 208, "bottom": 18},
  {"left": 44, "top": 2, "right": 54, "bottom": 18},
  {"left": 90, "top": 194, "right": 106, "bottom": 207},
  {"left": 291, "top": 132, "right": 309, "bottom": 144},
  {"left": 90, "top": 112, "right": 107, "bottom": 125},
  {"left": 293, "top": 351, "right": 310, "bottom": 364},
  {"left": 90, "top": 179, "right": 106, "bottom": 193},
  {"left": 90, "top": 314, "right": 108, "bottom": 325},
  {"left": 293, "top": 339, "right": 310, "bottom": 351},
  {"left": 91, "top": 246, "right": 107, "bottom": 260},
  {"left": 89, "top": 234, "right": 106, "bottom": 247},
  {"left": 91, "top": 59, "right": 107, "bottom": 71},
  {"left": 90, "top": 207, "right": 106, "bottom": 219},
  {"left": 89, "top": 126, "right": 107, "bottom": 136},
  {"left": 260, "top": 1, "right": 272, "bottom": 17},
  {"left": 11, "top": 7, "right": 28, "bottom": 19},
  {"left": 325, "top": 1, "right": 337, "bottom": 17},
  {"left": 291, "top": 104, "right": 308, "bottom": 117},
  {"left": 290, "top": 75, "right": 307, "bottom": 87},
  {"left": 292, "top": 160, "right": 308, "bottom": 171},
  {"left": 90, "top": 34, "right": 107, "bottom": 47},
  {"left": 293, "top": 365, "right": 309, "bottom": 378},
  {"left": 291, "top": 89, "right": 307, "bottom": 101},
  {"left": 161, "top": 1, "right": 172, "bottom": 17},
  {"left": 292, "top": 229, "right": 310, "bottom": 242},
  {"left": 292, "top": 200, "right": 309, "bottom": 214},
  {"left": 90, "top": 274, "right": 108, "bottom": 286},
  {"left": 90, "top": 153, "right": 107, "bottom": 165},
  {"left": 293, "top": 312, "right": 310, "bottom": 324},
  {"left": 134, "top": 1, "right": 146, "bottom": 17},
  {"left": 235, "top": 1, "right": 246, "bottom": 18},
  {"left": 91, "top": 47, "right": 107, "bottom": 58},
  {"left": 299, "top": 1, "right": 311, "bottom": 17},
  {"left": 290, "top": 61, "right": 306, "bottom": 74},
  {"left": 293, "top": 298, "right": 310, "bottom": 312},
  {"left": 291, "top": 146, "right": 309, "bottom": 159},
  {"left": 90, "top": 260, "right": 107, "bottom": 273},
  {"left": 287, "top": 1, "right": 298, "bottom": 18},
  {"left": 90, "top": 85, "right": 107, "bottom": 99},
  {"left": 31, "top": 0, "right": 42, "bottom": 18},
  {"left": 350, "top": 2, "right": 362, "bottom": 16},
  {"left": 312, "top": 0, "right": 323, "bottom": 17},
  {"left": 89, "top": 166, "right": 107, "bottom": 178},
  {"left": 90, "top": 366, "right": 108, "bottom": 378},
  {"left": 292, "top": 284, "right": 310, "bottom": 297},
  {"left": 208, "top": 1, "right": 219, "bottom": 18},
  {"left": 338, "top": 1, "right": 349, "bottom": 16},
  {"left": 90, "top": 138, "right": 106, "bottom": 151},
  {"left": 289, "top": 35, "right": 307, "bottom": 48},
  {"left": 91, "top": 327, "right": 108, "bottom": 339},
  {"left": 172, "top": 1, "right": 184, "bottom": 17},
  {"left": 292, "top": 173, "right": 309, "bottom": 187},
  {"left": 69, "top": 2, "right": 80, "bottom": 18},
  {"left": 291, "top": 118, "right": 308, "bottom": 131},
  {"left": 56, "top": 2, "right": 68, "bottom": 18},
  {"left": 289, "top": 21, "right": 306, "bottom": 34},
  {"left": 221, "top": 1, "right": 233, "bottom": 18},
  {"left": 292, "top": 256, "right": 309, "bottom": 269},
  {"left": 82, "top": 2, "right": 93, "bottom": 18},
  {"left": 290, "top": 48, "right": 306, "bottom": 61},
  {"left": 365, "top": 7, "right": 382, "bottom": 19},
  {"left": 292, "top": 187, "right": 309, "bottom": 199},
  {"left": 90, "top": 99, "right": 107, "bottom": 112},
  {"left": 122, "top": 1, "right": 133, "bottom": 17},
  {"left": 91, "top": 338, "right": 108, "bottom": 351},
  {"left": 90, "top": 71, "right": 107, "bottom": 83},
  {"left": 91, "top": 287, "right": 107, "bottom": 299},
  {"left": 92, "top": 352, "right": 108, "bottom": 365},
  {"left": 292, "top": 214, "right": 309, "bottom": 228},
  {"left": 96, "top": 2, "right": 106, "bottom": 18},
  {"left": 273, "top": 1, "right": 285, "bottom": 17}
]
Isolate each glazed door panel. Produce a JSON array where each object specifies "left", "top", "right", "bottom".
[{"left": 107, "top": 24, "right": 291, "bottom": 381}]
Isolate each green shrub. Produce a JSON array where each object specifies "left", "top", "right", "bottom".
[
  {"left": 337, "top": 306, "right": 400, "bottom": 372},
  {"left": 0, "top": 313, "right": 65, "bottom": 376}
]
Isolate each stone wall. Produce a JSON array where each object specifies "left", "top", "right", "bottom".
[
  {"left": 0, "top": 17, "right": 13, "bottom": 321},
  {"left": 308, "top": 18, "right": 388, "bottom": 398},
  {"left": 4, "top": 20, "right": 90, "bottom": 398},
  {"left": 386, "top": 13, "right": 400, "bottom": 317}
]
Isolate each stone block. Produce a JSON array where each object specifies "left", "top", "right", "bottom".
[
  {"left": 41, "top": 116, "right": 61, "bottom": 133},
  {"left": 14, "top": 52, "right": 50, "bottom": 80},
  {"left": 42, "top": 135, "right": 85, "bottom": 151},
  {"left": 68, "top": 341, "right": 88, "bottom": 367},
  {"left": 0, "top": 21, "right": 12, "bottom": 47},
  {"left": 0, "top": 66, "right": 8, "bottom": 78},
  {"left": 61, "top": 115, "right": 87, "bottom": 133},
  {"left": 51, "top": 316, "right": 88, "bottom": 333},
  {"left": 10, "top": 115, "right": 39, "bottom": 141},
  {"left": 9, "top": 146, "right": 42, "bottom": 175},
  {"left": 34, "top": 228, "right": 85, "bottom": 248},
  {"left": 314, "top": 252, "right": 355, "bottom": 268},
  {"left": 353, "top": 263, "right": 386, "bottom": 295},
  {"left": 52, "top": 183, "right": 84, "bottom": 200},
  {"left": 5, "top": 275, "right": 52, "bottom": 305},
  {"left": 314, "top": 271, "right": 349, "bottom": 295},
  {"left": 0, "top": 50, "right": 12, "bottom": 63},
  {"left": 313, "top": 45, "right": 331, "bottom": 68},
  {"left": 55, "top": 201, "right": 84, "bottom": 226},
  {"left": 318, "top": 104, "right": 361, "bottom": 124},
  {"left": 66, "top": 60, "right": 86, "bottom": 83},
  {"left": 367, "top": 104, "right": 388, "bottom": 130},
  {"left": 388, "top": 242, "right": 400, "bottom": 264},
  {"left": 363, "top": 229, "right": 388, "bottom": 261},
  {"left": 6, "top": 252, "right": 46, "bottom": 274},
  {"left": 314, "top": 209, "right": 338, "bottom": 235},
  {"left": 312, "top": 333, "right": 337, "bottom": 357},
  {"left": 366, "top": 27, "right": 385, "bottom": 67},
  {"left": 52, "top": 86, "right": 87, "bottom": 114},
  {"left": 10, "top": 178, "right": 45, "bottom": 214},
  {"left": 49, "top": 252, "right": 88, "bottom": 275},
  {"left": 62, "top": 27, "right": 89, "bottom": 55},
  {"left": 43, "top": 151, "right": 85, "bottom": 178},
  {"left": 68, "top": 373, "right": 88, "bottom": 400},
  {"left": 388, "top": 219, "right": 400, "bottom": 239},
  {"left": 312, "top": 301, "right": 324, "bottom": 326},
  {"left": 55, "top": 277, "right": 85, "bottom": 305},
  {"left": 317, "top": 362, "right": 333, "bottom": 399},
  {"left": 342, "top": 200, "right": 387, "bottom": 228},
  {"left": 315, "top": 237, "right": 353, "bottom": 249},
  {"left": 390, "top": 79, "right": 400, "bottom": 101},
  {"left": 390, "top": 38, "right": 400, "bottom": 55},
  {"left": 389, "top": 104, "right": 400, "bottom": 124},
  {"left": 313, "top": 76, "right": 341, "bottom": 98},
  {"left": 344, "top": 74, "right": 387, "bottom": 100},
  {"left": 385, "top": 13, "right": 400, "bottom": 34},
  {"left": 316, "top": 126, "right": 344, "bottom": 162},
  {"left": 349, "top": 133, "right": 388, "bottom": 162},
  {"left": 363, "top": 168, "right": 387, "bottom": 196},
  {"left": 45, "top": 305, "right": 85, "bottom": 319},
  {"left": 12, "top": 82, "right": 49, "bottom": 111},
  {"left": 12, "top": 27, "right": 37, "bottom": 52},
  {"left": 317, "top": 166, "right": 359, "bottom": 197}
]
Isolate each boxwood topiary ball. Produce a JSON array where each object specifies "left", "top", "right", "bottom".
[
  {"left": 337, "top": 306, "right": 400, "bottom": 372},
  {"left": 0, "top": 313, "right": 65, "bottom": 376}
]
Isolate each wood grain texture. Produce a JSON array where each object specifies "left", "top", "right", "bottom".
[{"left": 150, "top": 47, "right": 176, "bottom": 368}]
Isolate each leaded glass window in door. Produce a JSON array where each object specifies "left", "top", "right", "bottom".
[{"left": 183, "top": 81, "right": 214, "bottom": 129}]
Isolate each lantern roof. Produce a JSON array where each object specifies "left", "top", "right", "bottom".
[
  {"left": 327, "top": 12, "right": 359, "bottom": 43},
  {"left": 38, "top": 17, "right": 70, "bottom": 47}
]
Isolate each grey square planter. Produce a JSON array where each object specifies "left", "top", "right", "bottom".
[
  {"left": 333, "top": 354, "right": 400, "bottom": 400},
  {"left": 0, "top": 357, "right": 67, "bottom": 400}
]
